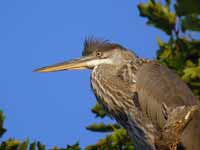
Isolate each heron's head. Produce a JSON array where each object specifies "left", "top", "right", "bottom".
[{"left": 35, "top": 38, "right": 137, "bottom": 72}]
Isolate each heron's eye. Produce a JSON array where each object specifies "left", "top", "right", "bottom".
[{"left": 96, "top": 52, "right": 102, "bottom": 57}]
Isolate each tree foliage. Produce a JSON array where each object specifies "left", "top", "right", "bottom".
[
  {"left": 0, "top": 0, "right": 199, "bottom": 149},
  {"left": 138, "top": 0, "right": 176, "bottom": 35},
  {"left": 0, "top": 110, "right": 6, "bottom": 138}
]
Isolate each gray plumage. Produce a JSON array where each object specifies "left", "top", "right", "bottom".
[{"left": 35, "top": 38, "right": 200, "bottom": 150}]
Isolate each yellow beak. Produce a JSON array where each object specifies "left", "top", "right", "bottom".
[{"left": 34, "top": 56, "right": 95, "bottom": 73}]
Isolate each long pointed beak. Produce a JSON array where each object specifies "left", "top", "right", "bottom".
[{"left": 34, "top": 56, "right": 95, "bottom": 73}]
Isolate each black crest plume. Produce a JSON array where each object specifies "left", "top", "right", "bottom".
[{"left": 82, "top": 37, "right": 126, "bottom": 56}]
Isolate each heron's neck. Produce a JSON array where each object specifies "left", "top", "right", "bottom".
[
  {"left": 90, "top": 58, "right": 150, "bottom": 118},
  {"left": 90, "top": 60, "right": 156, "bottom": 149},
  {"left": 91, "top": 64, "right": 135, "bottom": 118}
]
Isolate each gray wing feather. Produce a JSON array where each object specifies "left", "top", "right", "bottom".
[
  {"left": 135, "top": 62, "right": 198, "bottom": 128},
  {"left": 135, "top": 62, "right": 200, "bottom": 150}
]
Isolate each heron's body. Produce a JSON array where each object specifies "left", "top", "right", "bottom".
[
  {"left": 91, "top": 58, "right": 200, "bottom": 150},
  {"left": 35, "top": 39, "right": 200, "bottom": 150}
]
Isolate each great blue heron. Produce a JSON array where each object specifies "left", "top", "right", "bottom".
[{"left": 35, "top": 39, "right": 200, "bottom": 150}]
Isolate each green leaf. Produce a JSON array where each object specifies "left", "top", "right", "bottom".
[
  {"left": 66, "top": 142, "right": 81, "bottom": 150},
  {"left": 165, "top": 0, "right": 171, "bottom": 8},
  {"left": 157, "top": 37, "right": 164, "bottom": 47},
  {"left": 181, "top": 15, "right": 200, "bottom": 32},
  {"left": 50, "top": 146, "right": 60, "bottom": 150},
  {"left": 91, "top": 103, "right": 106, "bottom": 118},
  {"left": 0, "top": 139, "right": 20, "bottom": 150},
  {"left": 0, "top": 110, "right": 6, "bottom": 138},
  {"left": 182, "top": 66, "right": 200, "bottom": 82},
  {"left": 86, "top": 123, "right": 121, "bottom": 132},
  {"left": 138, "top": 1, "right": 176, "bottom": 35},
  {"left": 175, "top": 0, "right": 200, "bottom": 16},
  {"left": 150, "top": 0, "right": 155, "bottom": 4},
  {"left": 19, "top": 139, "right": 29, "bottom": 150},
  {"left": 30, "top": 142, "right": 36, "bottom": 150},
  {"left": 37, "top": 142, "right": 45, "bottom": 150},
  {"left": 85, "top": 129, "right": 134, "bottom": 150}
]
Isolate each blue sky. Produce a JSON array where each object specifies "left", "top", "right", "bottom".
[{"left": 0, "top": 0, "right": 168, "bottom": 148}]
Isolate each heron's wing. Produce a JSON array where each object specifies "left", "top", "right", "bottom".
[
  {"left": 135, "top": 62, "right": 198, "bottom": 128},
  {"left": 119, "top": 61, "right": 200, "bottom": 149}
]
